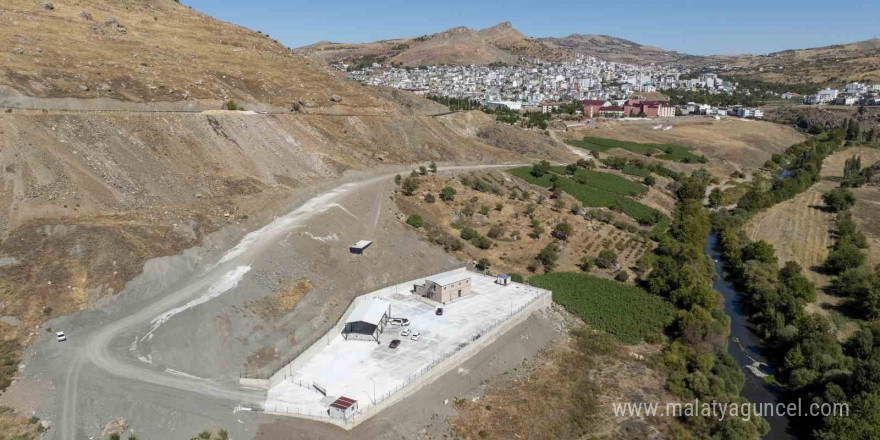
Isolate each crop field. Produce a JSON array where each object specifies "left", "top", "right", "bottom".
[
  {"left": 529, "top": 272, "right": 675, "bottom": 344},
  {"left": 566, "top": 136, "right": 706, "bottom": 163},
  {"left": 509, "top": 167, "right": 666, "bottom": 228},
  {"left": 622, "top": 164, "right": 652, "bottom": 178}
]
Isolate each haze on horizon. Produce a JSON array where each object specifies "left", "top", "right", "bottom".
[{"left": 184, "top": 0, "right": 878, "bottom": 56}]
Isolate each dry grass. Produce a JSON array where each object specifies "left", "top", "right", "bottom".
[
  {"left": 564, "top": 117, "right": 805, "bottom": 179},
  {"left": 449, "top": 329, "right": 670, "bottom": 440},
  {"left": 396, "top": 171, "right": 655, "bottom": 280},
  {"left": 0, "top": 407, "right": 42, "bottom": 440},
  {"left": 744, "top": 182, "right": 835, "bottom": 286},
  {"left": 246, "top": 279, "right": 312, "bottom": 320},
  {"left": 0, "top": 0, "right": 418, "bottom": 112}
]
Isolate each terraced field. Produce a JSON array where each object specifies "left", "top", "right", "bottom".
[{"left": 508, "top": 166, "right": 668, "bottom": 231}]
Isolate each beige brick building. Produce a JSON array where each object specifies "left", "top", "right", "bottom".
[{"left": 414, "top": 272, "right": 471, "bottom": 304}]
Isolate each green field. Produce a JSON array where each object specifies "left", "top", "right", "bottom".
[
  {"left": 622, "top": 164, "right": 652, "bottom": 178},
  {"left": 509, "top": 166, "right": 667, "bottom": 229},
  {"left": 529, "top": 272, "right": 675, "bottom": 344},
  {"left": 566, "top": 136, "right": 706, "bottom": 164}
]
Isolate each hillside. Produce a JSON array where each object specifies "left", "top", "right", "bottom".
[
  {"left": 298, "top": 22, "right": 570, "bottom": 67},
  {"left": 691, "top": 39, "right": 880, "bottom": 85},
  {"left": 0, "top": 0, "right": 433, "bottom": 113},
  {"left": 0, "top": 1, "right": 577, "bottom": 419},
  {"left": 539, "top": 34, "right": 695, "bottom": 65}
]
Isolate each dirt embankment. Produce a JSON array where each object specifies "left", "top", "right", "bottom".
[{"left": 0, "top": 111, "right": 572, "bottom": 389}]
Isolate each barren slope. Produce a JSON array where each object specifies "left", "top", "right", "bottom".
[{"left": 0, "top": 0, "right": 430, "bottom": 113}]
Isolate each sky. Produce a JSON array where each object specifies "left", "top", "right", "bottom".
[{"left": 183, "top": 0, "right": 879, "bottom": 55}]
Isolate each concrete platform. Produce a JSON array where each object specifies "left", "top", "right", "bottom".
[{"left": 262, "top": 269, "right": 550, "bottom": 426}]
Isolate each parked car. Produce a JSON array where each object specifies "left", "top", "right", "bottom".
[
  {"left": 400, "top": 328, "right": 411, "bottom": 337},
  {"left": 388, "top": 339, "right": 401, "bottom": 349},
  {"left": 390, "top": 318, "right": 410, "bottom": 326},
  {"left": 435, "top": 308, "right": 444, "bottom": 316},
  {"left": 410, "top": 332, "right": 421, "bottom": 341},
  {"left": 56, "top": 331, "right": 66, "bottom": 342}
]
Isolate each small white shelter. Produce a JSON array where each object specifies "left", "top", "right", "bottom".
[{"left": 342, "top": 298, "right": 390, "bottom": 342}]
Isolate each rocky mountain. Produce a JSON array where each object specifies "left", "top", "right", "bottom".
[
  {"left": 297, "top": 22, "right": 571, "bottom": 67},
  {"left": 538, "top": 34, "right": 695, "bottom": 65}
]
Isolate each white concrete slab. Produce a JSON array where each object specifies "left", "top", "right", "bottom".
[{"left": 264, "top": 269, "right": 549, "bottom": 421}]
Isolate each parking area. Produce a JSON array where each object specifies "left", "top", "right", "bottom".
[{"left": 263, "top": 269, "right": 549, "bottom": 419}]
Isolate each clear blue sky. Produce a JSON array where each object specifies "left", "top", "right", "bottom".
[{"left": 184, "top": 0, "right": 879, "bottom": 55}]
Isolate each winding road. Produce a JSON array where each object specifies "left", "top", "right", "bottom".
[{"left": 54, "top": 164, "right": 523, "bottom": 440}]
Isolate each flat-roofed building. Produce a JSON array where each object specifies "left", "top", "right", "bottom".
[{"left": 414, "top": 271, "right": 471, "bottom": 304}]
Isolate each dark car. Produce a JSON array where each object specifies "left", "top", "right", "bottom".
[
  {"left": 435, "top": 308, "right": 444, "bottom": 316},
  {"left": 389, "top": 339, "right": 401, "bottom": 349}
]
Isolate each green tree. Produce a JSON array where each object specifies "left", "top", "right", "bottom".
[
  {"left": 476, "top": 258, "right": 491, "bottom": 271},
  {"left": 536, "top": 243, "right": 560, "bottom": 272},
  {"left": 551, "top": 221, "right": 573, "bottom": 241},
  {"left": 439, "top": 186, "right": 457, "bottom": 201},
  {"left": 406, "top": 214, "right": 423, "bottom": 228},
  {"left": 823, "top": 188, "right": 856, "bottom": 212},
  {"left": 394, "top": 174, "right": 402, "bottom": 185},
  {"left": 429, "top": 162, "right": 437, "bottom": 173},
  {"left": 708, "top": 188, "right": 723, "bottom": 208},
  {"left": 530, "top": 160, "right": 552, "bottom": 177},
  {"left": 401, "top": 177, "right": 419, "bottom": 196},
  {"left": 595, "top": 250, "right": 618, "bottom": 269},
  {"left": 644, "top": 175, "right": 656, "bottom": 186}
]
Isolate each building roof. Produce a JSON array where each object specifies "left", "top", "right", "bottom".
[
  {"left": 346, "top": 298, "right": 390, "bottom": 326},
  {"left": 581, "top": 99, "right": 607, "bottom": 106},
  {"left": 330, "top": 396, "right": 357, "bottom": 410},
  {"left": 599, "top": 106, "right": 623, "bottom": 111},
  {"left": 426, "top": 271, "right": 471, "bottom": 287},
  {"left": 350, "top": 240, "right": 372, "bottom": 249}
]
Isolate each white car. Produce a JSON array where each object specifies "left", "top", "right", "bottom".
[
  {"left": 410, "top": 332, "right": 421, "bottom": 341},
  {"left": 400, "top": 328, "right": 411, "bottom": 337},
  {"left": 391, "top": 318, "right": 410, "bottom": 326},
  {"left": 56, "top": 331, "right": 66, "bottom": 342}
]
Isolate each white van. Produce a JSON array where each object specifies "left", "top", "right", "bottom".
[{"left": 56, "top": 331, "right": 66, "bottom": 342}]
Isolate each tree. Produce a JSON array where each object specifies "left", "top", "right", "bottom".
[
  {"left": 530, "top": 160, "right": 552, "bottom": 177},
  {"left": 495, "top": 202, "right": 504, "bottom": 211},
  {"left": 644, "top": 175, "right": 656, "bottom": 186},
  {"left": 551, "top": 221, "right": 573, "bottom": 241},
  {"left": 823, "top": 188, "right": 856, "bottom": 212},
  {"left": 742, "top": 240, "right": 778, "bottom": 265},
  {"left": 471, "top": 234, "right": 492, "bottom": 250},
  {"left": 424, "top": 193, "right": 436, "bottom": 203},
  {"left": 439, "top": 186, "right": 456, "bottom": 201},
  {"left": 394, "top": 174, "right": 402, "bottom": 186},
  {"left": 476, "top": 258, "right": 491, "bottom": 271},
  {"left": 487, "top": 225, "right": 504, "bottom": 239},
  {"left": 406, "top": 214, "right": 423, "bottom": 228},
  {"left": 565, "top": 163, "right": 578, "bottom": 175},
  {"left": 578, "top": 255, "right": 594, "bottom": 272},
  {"left": 708, "top": 188, "right": 723, "bottom": 208},
  {"left": 595, "top": 250, "right": 618, "bottom": 269},
  {"left": 401, "top": 177, "right": 419, "bottom": 196},
  {"left": 824, "top": 243, "right": 866, "bottom": 274},
  {"left": 529, "top": 220, "right": 544, "bottom": 239},
  {"left": 429, "top": 162, "right": 438, "bottom": 173},
  {"left": 615, "top": 270, "right": 630, "bottom": 282},
  {"left": 460, "top": 228, "right": 478, "bottom": 240},
  {"left": 410, "top": 169, "right": 419, "bottom": 177},
  {"left": 418, "top": 166, "right": 428, "bottom": 176},
  {"left": 536, "top": 243, "right": 559, "bottom": 272}
]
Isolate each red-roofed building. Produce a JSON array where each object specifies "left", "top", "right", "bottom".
[
  {"left": 597, "top": 106, "right": 624, "bottom": 117},
  {"left": 622, "top": 100, "right": 674, "bottom": 118},
  {"left": 581, "top": 99, "right": 611, "bottom": 118},
  {"left": 329, "top": 396, "right": 358, "bottom": 420}
]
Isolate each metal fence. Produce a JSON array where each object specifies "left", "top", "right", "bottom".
[
  {"left": 249, "top": 285, "right": 551, "bottom": 425},
  {"left": 240, "top": 264, "right": 469, "bottom": 380}
]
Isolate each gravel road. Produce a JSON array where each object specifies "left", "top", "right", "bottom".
[{"left": 17, "top": 164, "right": 526, "bottom": 440}]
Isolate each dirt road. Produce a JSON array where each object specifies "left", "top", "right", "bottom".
[{"left": 42, "top": 164, "right": 523, "bottom": 440}]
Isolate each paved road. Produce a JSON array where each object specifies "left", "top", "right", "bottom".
[{"left": 54, "top": 164, "right": 523, "bottom": 440}]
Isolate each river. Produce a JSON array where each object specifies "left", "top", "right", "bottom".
[{"left": 705, "top": 232, "right": 795, "bottom": 440}]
